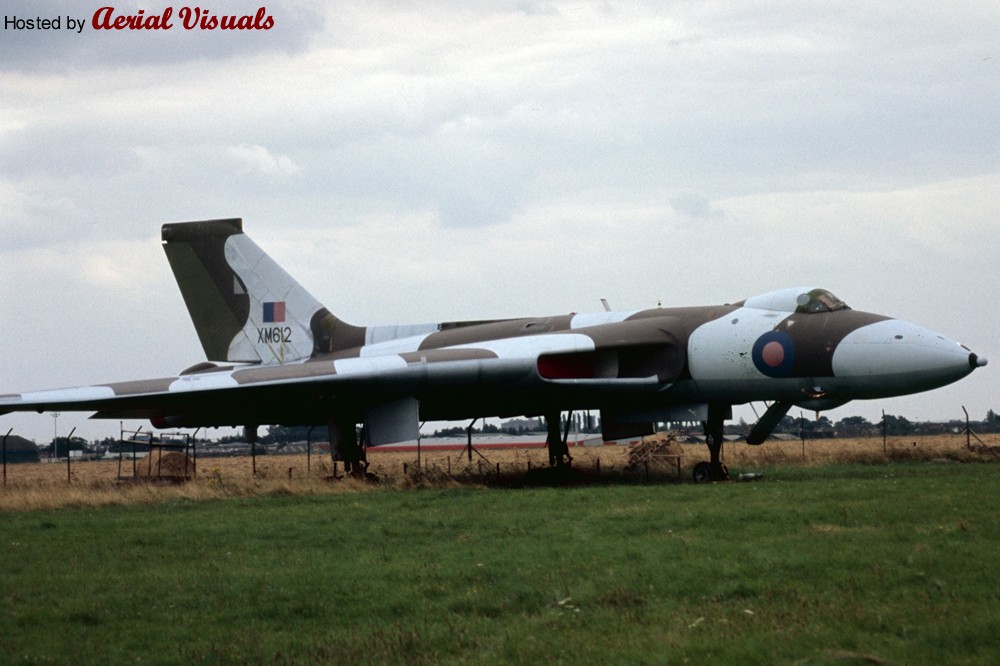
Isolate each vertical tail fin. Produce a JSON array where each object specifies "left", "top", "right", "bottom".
[{"left": 161, "top": 218, "right": 363, "bottom": 364}]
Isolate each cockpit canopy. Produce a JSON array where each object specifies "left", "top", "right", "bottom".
[
  {"left": 794, "top": 288, "right": 848, "bottom": 314},
  {"left": 741, "top": 287, "right": 850, "bottom": 314}
]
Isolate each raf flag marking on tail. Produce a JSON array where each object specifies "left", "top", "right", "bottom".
[{"left": 263, "top": 301, "right": 285, "bottom": 323}]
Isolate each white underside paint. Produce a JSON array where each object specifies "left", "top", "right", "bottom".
[
  {"left": 365, "top": 323, "right": 439, "bottom": 346},
  {"left": 832, "top": 319, "right": 971, "bottom": 377},
  {"left": 360, "top": 332, "right": 432, "bottom": 357},
  {"left": 451, "top": 333, "right": 596, "bottom": 358},
  {"left": 687, "top": 307, "right": 790, "bottom": 380},
  {"left": 570, "top": 310, "right": 641, "bottom": 329},
  {"left": 169, "top": 372, "right": 239, "bottom": 392},
  {"left": 334, "top": 355, "right": 408, "bottom": 376},
  {"left": 19, "top": 386, "right": 117, "bottom": 403}
]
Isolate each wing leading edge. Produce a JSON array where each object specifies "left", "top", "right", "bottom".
[{"left": 0, "top": 327, "right": 681, "bottom": 441}]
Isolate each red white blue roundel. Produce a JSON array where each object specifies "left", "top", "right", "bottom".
[{"left": 752, "top": 331, "right": 795, "bottom": 378}]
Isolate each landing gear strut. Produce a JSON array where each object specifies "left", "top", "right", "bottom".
[
  {"left": 545, "top": 412, "right": 573, "bottom": 468},
  {"left": 329, "top": 417, "right": 367, "bottom": 477},
  {"left": 693, "top": 404, "right": 729, "bottom": 483}
]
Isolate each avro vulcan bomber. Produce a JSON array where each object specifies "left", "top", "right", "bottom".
[{"left": 1, "top": 219, "right": 986, "bottom": 481}]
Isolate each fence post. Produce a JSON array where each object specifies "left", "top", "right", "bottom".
[
  {"left": 66, "top": 427, "right": 76, "bottom": 484},
  {"left": 2, "top": 428, "right": 11, "bottom": 487}
]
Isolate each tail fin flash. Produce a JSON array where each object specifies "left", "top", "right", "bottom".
[{"left": 161, "top": 218, "right": 363, "bottom": 364}]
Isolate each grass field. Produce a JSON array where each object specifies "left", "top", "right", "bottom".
[
  {"left": 2, "top": 434, "right": 997, "bottom": 511},
  {"left": 1, "top": 452, "right": 998, "bottom": 664}
]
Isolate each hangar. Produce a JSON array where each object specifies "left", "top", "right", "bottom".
[{"left": 3, "top": 435, "right": 40, "bottom": 464}]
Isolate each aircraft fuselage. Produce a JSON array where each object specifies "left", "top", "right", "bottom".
[{"left": 0, "top": 220, "right": 985, "bottom": 454}]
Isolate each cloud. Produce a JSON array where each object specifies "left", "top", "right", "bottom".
[
  {"left": 669, "top": 193, "right": 724, "bottom": 220},
  {"left": 226, "top": 144, "right": 303, "bottom": 176}
]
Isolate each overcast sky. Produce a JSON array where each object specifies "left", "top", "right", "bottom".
[{"left": 1, "top": 1, "right": 997, "bottom": 443}]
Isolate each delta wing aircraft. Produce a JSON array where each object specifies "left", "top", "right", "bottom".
[{"left": 1, "top": 219, "right": 987, "bottom": 481}]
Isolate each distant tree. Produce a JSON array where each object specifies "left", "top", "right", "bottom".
[
  {"left": 52, "top": 436, "right": 88, "bottom": 458},
  {"left": 776, "top": 415, "right": 797, "bottom": 434},
  {"left": 835, "top": 416, "right": 875, "bottom": 438},
  {"left": 723, "top": 417, "right": 749, "bottom": 436},
  {"left": 914, "top": 421, "right": 948, "bottom": 435},
  {"left": 881, "top": 414, "right": 915, "bottom": 436},
  {"left": 265, "top": 425, "right": 329, "bottom": 445},
  {"left": 797, "top": 415, "right": 834, "bottom": 438},
  {"left": 984, "top": 409, "right": 1000, "bottom": 433},
  {"left": 433, "top": 426, "right": 471, "bottom": 437}
]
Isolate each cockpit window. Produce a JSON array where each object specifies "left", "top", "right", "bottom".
[{"left": 795, "top": 289, "right": 849, "bottom": 314}]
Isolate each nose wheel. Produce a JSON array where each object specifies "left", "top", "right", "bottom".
[{"left": 692, "top": 460, "right": 729, "bottom": 483}]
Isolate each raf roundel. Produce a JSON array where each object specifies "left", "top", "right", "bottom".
[{"left": 751, "top": 331, "right": 795, "bottom": 378}]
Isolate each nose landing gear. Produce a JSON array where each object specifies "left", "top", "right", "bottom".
[{"left": 693, "top": 404, "right": 730, "bottom": 483}]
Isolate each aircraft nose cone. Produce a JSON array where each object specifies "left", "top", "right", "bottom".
[{"left": 832, "top": 319, "right": 980, "bottom": 397}]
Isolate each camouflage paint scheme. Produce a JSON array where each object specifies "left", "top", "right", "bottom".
[{"left": 0, "top": 219, "right": 987, "bottom": 448}]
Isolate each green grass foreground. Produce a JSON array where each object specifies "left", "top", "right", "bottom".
[{"left": 1, "top": 463, "right": 997, "bottom": 664}]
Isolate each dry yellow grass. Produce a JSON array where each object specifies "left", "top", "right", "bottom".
[
  {"left": 1, "top": 433, "right": 996, "bottom": 511},
  {"left": 718, "top": 431, "right": 1000, "bottom": 467}
]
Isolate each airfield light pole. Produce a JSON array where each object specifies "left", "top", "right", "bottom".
[{"left": 51, "top": 412, "right": 60, "bottom": 462}]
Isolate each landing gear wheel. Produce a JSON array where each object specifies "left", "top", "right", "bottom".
[
  {"left": 692, "top": 461, "right": 729, "bottom": 483},
  {"left": 693, "top": 462, "right": 712, "bottom": 483}
]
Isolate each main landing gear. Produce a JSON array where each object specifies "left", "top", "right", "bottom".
[
  {"left": 329, "top": 416, "right": 368, "bottom": 477},
  {"left": 692, "top": 404, "right": 729, "bottom": 483},
  {"left": 545, "top": 411, "right": 573, "bottom": 468}
]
